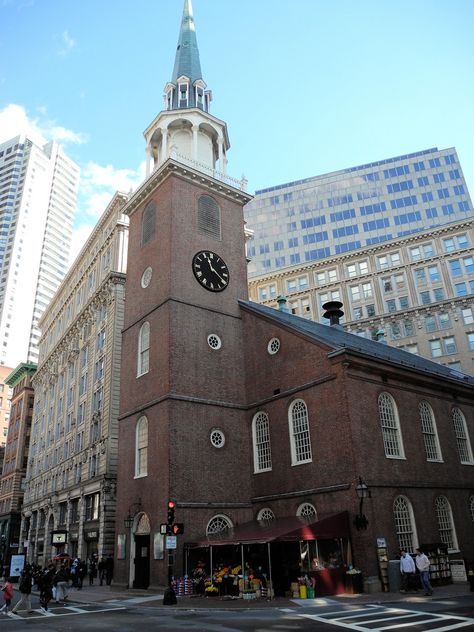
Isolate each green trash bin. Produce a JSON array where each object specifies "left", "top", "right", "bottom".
[{"left": 307, "top": 587, "right": 315, "bottom": 599}]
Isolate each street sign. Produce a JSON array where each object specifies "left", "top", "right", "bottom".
[{"left": 165, "top": 535, "right": 177, "bottom": 549}]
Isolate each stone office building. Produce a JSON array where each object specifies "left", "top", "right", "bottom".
[
  {"left": 19, "top": 192, "right": 129, "bottom": 565},
  {"left": 248, "top": 218, "right": 474, "bottom": 375}
]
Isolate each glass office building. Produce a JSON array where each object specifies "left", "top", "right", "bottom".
[{"left": 245, "top": 147, "right": 473, "bottom": 278}]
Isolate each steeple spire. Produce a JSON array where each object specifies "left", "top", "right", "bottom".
[{"left": 171, "top": 0, "right": 202, "bottom": 86}]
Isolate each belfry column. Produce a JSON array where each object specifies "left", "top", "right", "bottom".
[
  {"left": 145, "top": 145, "right": 152, "bottom": 178},
  {"left": 161, "top": 127, "right": 168, "bottom": 163},
  {"left": 192, "top": 125, "right": 199, "bottom": 162}
]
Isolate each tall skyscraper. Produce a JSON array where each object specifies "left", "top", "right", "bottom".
[
  {"left": 244, "top": 147, "right": 473, "bottom": 277},
  {"left": 0, "top": 135, "right": 80, "bottom": 367}
]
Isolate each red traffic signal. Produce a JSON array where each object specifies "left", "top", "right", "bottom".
[
  {"left": 167, "top": 500, "right": 176, "bottom": 524},
  {"left": 171, "top": 523, "right": 184, "bottom": 535}
]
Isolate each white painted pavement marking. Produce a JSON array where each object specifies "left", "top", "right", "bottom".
[
  {"left": 6, "top": 605, "right": 126, "bottom": 620},
  {"left": 104, "top": 594, "right": 164, "bottom": 605},
  {"left": 300, "top": 604, "right": 474, "bottom": 632}
]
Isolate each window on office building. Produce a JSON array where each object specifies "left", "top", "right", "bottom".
[
  {"left": 443, "top": 234, "right": 469, "bottom": 252},
  {"left": 462, "top": 308, "right": 474, "bottom": 325},
  {"left": 377, "top": 252, "right": 401, "bottom": 269}
]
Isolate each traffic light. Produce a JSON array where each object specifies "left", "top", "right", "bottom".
[
  {"left": 167, "top": 500, "right": 176, "bottom": 525},
  {"left": 171, "top": 523, "right": 184, "bottom": 535}
]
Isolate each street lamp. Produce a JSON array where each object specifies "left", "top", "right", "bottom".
[
  {"left": 354, "top": 477, "right": 371, "bottom": 530},
  {"left": 124, "top": 514, "right": 134, "bottom": 530}
]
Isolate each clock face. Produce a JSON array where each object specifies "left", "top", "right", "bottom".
[{"left": 192, "top": 250, "right": 229, "bottom": 292}]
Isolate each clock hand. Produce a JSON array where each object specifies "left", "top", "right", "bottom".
[{"left": 206, "top": 257, "right": 226, "bottom": 283}]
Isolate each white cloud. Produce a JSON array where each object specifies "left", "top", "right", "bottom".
[
  {"left": 57, "top": 30, "right": 76, "bottom": 57},
  {"left": 69, "top": 224, "right": 94, "bottom": 266},
  {"left": 0, "top": 103, "right": 86, "bottom": 146}
]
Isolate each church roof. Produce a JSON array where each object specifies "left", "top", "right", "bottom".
[
  {"left": 238, "top": 300, "right": 474, "bottom": 387},
  {"left": 171, "top": 0, "right": 203, "bottom": 85}
]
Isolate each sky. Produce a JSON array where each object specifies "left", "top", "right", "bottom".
[{"left": 1, "top": 0, "right": 474, "bottom": 263}]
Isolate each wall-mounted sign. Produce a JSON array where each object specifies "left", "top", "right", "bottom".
[{"left": 84, "top": 530, "right": 98, "bottom": 541}]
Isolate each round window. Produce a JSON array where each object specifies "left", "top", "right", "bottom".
[
  {"left": 141, "top": 266, "right": 153, "bottom": 288},
  {"left": 210, "top": 428, "right": 225, "bottom": 448},
  {"left": 267, "top": 337, "right": 280, "bottom": 355},
  {"left": 207, "top": 334, "right": 222, "bottom": 350}
]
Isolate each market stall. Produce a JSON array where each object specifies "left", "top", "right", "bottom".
[{"left": 184, "top": 511, "right": 354, "bottom": 598}]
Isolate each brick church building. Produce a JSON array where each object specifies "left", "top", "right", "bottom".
[{"left": 114, "top": 0, "right": 474, "bottom": 592}]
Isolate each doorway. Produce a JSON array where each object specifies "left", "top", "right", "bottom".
[{"left": 133, "top": 534, "right": 150, "bottom": 588}]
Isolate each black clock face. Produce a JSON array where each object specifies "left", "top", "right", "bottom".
[{"left": 192, "top": 250, "right": 229, "bottom": 292}]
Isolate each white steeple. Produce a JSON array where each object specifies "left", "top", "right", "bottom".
[{"left": 143, "top": 0, "right": 230, "bottom": 179}]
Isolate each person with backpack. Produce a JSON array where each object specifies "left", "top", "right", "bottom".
[{"left": 11, "top": 567, "right": 33, "bottom": 614}]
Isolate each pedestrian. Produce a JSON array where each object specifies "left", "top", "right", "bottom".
[
  {"left": 87, "top": 557, "right": 97, "bottom": 585},
  {"left": 415, "top": 548, "right": 434, "bottom": 596},
  {"left": 98, "top": 557, "right": 106, "bottom": 586},
  {"left": 53, "top": 564, "right": 70, "bottom": 603},
  {"left": 38, "top": 565, "right": 55, "bottom": 612},
  {"left": 399, "top": 549, "right": 417, "bottom": 593},
  {"left": 11, "top": 566, "right": 33, "bottom": 614},
  {"left": 105, "top": 554, "right": 114, "bottom": 586},
  {"left": 1, "top": 576, "right": 14, "bottom": 614},
  {"left": 77, "top": 559, "right": 86, "bottom": 589}
]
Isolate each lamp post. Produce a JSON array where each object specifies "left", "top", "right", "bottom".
[
  {"left": 124, "top": 513, "right": 134, "bottom": 588},
  {"left": 354, "top": 477, "right": 371, "bottom": 530}
]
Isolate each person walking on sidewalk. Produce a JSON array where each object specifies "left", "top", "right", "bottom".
[
  {"left": 54, "top": 565, "right": 70, "bottom": 603},
  {"left": 38, "top": 565, "right": 55, "bottom": 612},
  {"left": 399, "top": 549, "right": 417, "bottom": 592},
  {"left": 105, "top": 554, "right": 114, "bottom": 586},
  {"left": 1, "top": 576, "right": 14, "bottom": 614},
  {"left": 98, "top": 557, "right": 106, "bottom": 586},
  {"left": 11, "top": 567, "right": 33, "bottom": 614},
  {"left": 416, "top": 548, "right": 434, "bottom": 596}
]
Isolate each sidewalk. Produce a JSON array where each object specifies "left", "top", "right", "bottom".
[{"left": 28, "top": 580, "right": 473, "bottom": 610}]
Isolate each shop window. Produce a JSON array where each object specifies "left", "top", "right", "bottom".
[
  {"left": 289, "top": 400, "right": 312, "bottom": 465},
  {"left": 393, "top": 496, "right": 418, "bottom": 553},
  {"left": 135, "top": 416, "right": 148, "bottom": 478},
  {"left": 378, "top": 393, "right": 405, "bottom": 458},
  {"left": 419, "top": 401, "right": 442, "bottom": 461},
  {"left": 252, "top": 412, "right": 272, "bottom": 473},
  {"left": 435, "top": 496, "right": 458, "bottom": 552}
]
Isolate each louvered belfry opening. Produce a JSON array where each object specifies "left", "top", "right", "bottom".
[{"left": 198, "top": 194, "right": 221, "bottom": 239}]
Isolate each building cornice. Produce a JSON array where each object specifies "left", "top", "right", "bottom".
[{"left": 123, "top": 158, "right": 252, "bottom": 219}]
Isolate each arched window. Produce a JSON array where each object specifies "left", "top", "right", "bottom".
[
  {"left": 378, "top": 393, "right": 405, "bottom": 458},
  {"left": 137, "top": 322, "right": 150, "bottom": 376},
  {"left": 198, "top": 195, "right": 221, "bottom": 240},
  {"left": 435, "top": 496, "right": 458, "bottom": 551},
  {"left": 135, "top": 416, "right": 148, "bottom": 478},
  {"left": 257, "top": 508, "right": 275, "bottom": 521},
  {"left": 141, "top": 201, "right": 156, "bottom": 246},
  {"left": 252, "top": 412, "right": 272, "bottom": 473},
  {"left": 289, "top": 399, "right": 312, "bottom": 465},
  {"left": 452, "top": 408, "right": 474, "bottom": 464},
  {"left": 393, "top": 495, "right": 418, "bottom": 552},
  {"left": 419, "top": 401, "right": 442, "bottom": 461},
  {"left": 135, "top": 513, "right": 151, "bottom": 534},
  {"left": 296, "top": 503, "right": 317, "bottom": 520},
  {"left": 206, "top": 514, "right": 233, "bottom": 535}
]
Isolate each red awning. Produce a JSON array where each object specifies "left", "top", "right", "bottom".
[{"left": 185, "top": 512, "right": 350, "bottom": 548}]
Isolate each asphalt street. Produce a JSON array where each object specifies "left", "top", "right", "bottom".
[{"left": 1, "top": 590, "right": 473, "bottom": 631}]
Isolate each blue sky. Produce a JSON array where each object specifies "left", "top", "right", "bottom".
[{"left": 1, "top": 0, "right": 473, "bottom": 260}]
